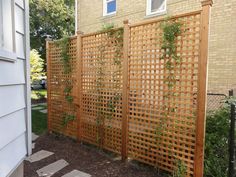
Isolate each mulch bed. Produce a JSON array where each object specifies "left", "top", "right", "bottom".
[{"left": 24, "top": 133, "right": 163, "bottom": 177}]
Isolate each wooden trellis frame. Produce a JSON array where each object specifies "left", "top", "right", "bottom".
[{"left": 47, "top": 1, "right": 212, "bottom": 176}]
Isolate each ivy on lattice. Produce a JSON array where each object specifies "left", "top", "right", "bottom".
[
  {"left": 95, "top": 26, "right": 123, "bottom": 142},
  {"left": 56, "top": 36, "right": 75, "bottom": 127},
  {"left": 155, "top": 19, "right": 183, "bottom": 156}
]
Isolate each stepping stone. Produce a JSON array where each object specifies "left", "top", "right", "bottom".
[
  {"left": 26, "top": 150, "right": 54, "bottom": 163},
  {"left": 40, "top": 109, "right": 48, "bottom": 113},
  {"left": 32, "top": 143, "right": 35, "bottom": 149},
  {"left": 32, "top": 103, "right": 47, "bottom": 107},
  {"left": 37, "top": 159, "right": 69, "bottom": 177},
  {"left": 62, "top": 170, "right": 91, "bottom": 177},
  {"left": 32, "top": 133, "right": 39, "bottom": 141},
  {"left": 32, "top": 107, "right": 44, "bottom": 110},
  {"left": 112, "top": 156, "right": 122, "bottom": 161},
  {"left": 40, "top": 103, "right": 47, "bottom": 106}
]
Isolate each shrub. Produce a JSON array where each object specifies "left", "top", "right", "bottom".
[{"left": 204, "top": 107, "right": 230, "bottom": 177}]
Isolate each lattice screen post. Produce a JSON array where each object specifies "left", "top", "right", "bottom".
[
  {"left": 194, "top": 0, "right": 213, "bottom": 176},
  {"left": 76, "top": 31, "right": 83, "bottom": 142},
  {"left": 121, "top": 20, "right": 130, "bottom": 160},
  {"left": 46, "top": 38, "right": 52, "bottom": 133}
]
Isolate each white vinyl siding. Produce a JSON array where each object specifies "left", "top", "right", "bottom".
[
  {"left": 0, "top": 85, "right": 26, "bottom": 118},
  {"left": 15, "top": 0, "right": 24, "bottom": 9},
  {"left": 146, "top": 0, "right": 167, "bottom": 16},
  {"left": 0, "top": 60, "right": 25, "bottom": 85},
  {"left": 0, "top": 0, "right": 30, "bottom": 176},
  {"left": 0, "top": 109, "right": 26, "bottom": 150},
  {"left": 15, "top": 5, "right": 25, "bottom": 34},
  {"left": 16, "top": 33, "right": 25, "bottom": 59},
  {"left": 15, "top": 3, "right": 25, "bottom": 59},
  {"left": 0, "top": 134, "right": 27, "bottom": 177}
]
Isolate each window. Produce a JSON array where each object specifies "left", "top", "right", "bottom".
[
  {"left": 103, "top": 0, "right": 116, "bottom": 16},
  {"left": 0, "top": 0, "right": 16, "bottom": 62},
  {"left": 146, "top": 0, "right": 166, "bottom": 16}
]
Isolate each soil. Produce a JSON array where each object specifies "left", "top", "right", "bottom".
[{"left": 24, "top": 133, "right": 163, "bottom": 177}]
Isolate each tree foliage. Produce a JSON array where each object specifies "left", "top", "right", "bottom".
[
  {"left": 30, "top": 0, "right": 75, "bottom": 63},
  {"left": 30, "top": 49, "right": 44, "bottom": 83}
]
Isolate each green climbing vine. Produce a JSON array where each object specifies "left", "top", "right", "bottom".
[
  {"left": 62, "top": 113, "right": 76, "bottom": 127},
  {"left": 155, "top": 20, "right": 182, "bottom": 140},
  {"left": 95, "top": 24, "right": 123, "bottom": 143},
  {"left": 56, "top": 36, "right": 75, "bottom": 127},
  {"left": 154, "top": 19, "right": 184, "bottom": 172},
  {"left": 171, "top": 160, "right": 187, "bottom": 177},
  {"left": 56, "top": 36, "right": 71, "bottom": 73},
  {"left": 106, "top": 27, "right": 123, "bottom": 124}
]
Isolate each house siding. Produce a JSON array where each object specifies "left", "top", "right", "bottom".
[
  {"left": 77, "top": 0, "right": 236, "bottom": 94},
  {"left": 0, "top": 0, "right": 30, "bottom": 177}
]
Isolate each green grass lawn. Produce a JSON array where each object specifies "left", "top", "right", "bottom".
[{"left": 32, "top": 105, "right": 47, "bottom": 135}]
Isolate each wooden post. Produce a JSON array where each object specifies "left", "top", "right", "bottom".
[
  {"left": 121, "top": 20, "right": 129, "bottom": 160},
  {"left": 46, "top": 37, "right": 52, "bottom": 133},
  {"left": 76, "top": 31, "right": 83, "bottom": 142},
  {"left": 194, "top": 1, "right": 213, "bottom": 176}
]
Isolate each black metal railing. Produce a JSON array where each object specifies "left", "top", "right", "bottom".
[
  {"left": 207, "top": 93, "right": 227, "bottom": 111},
  {"left": 228, "top": 90, "right": 236, "bottom": 177}
]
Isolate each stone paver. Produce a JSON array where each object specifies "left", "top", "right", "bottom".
[
  {"left": 26, "top": 150, "right": 54, "bottom": 163},
  {"left": 37, "top": 159, "right": 69, "bottom": 177},
  {"left": 40, "top": 109, "right": 48, "bottom": 114},
  {"left": 62, "top": 170, "right": 91, "bottom": 177},
  {"left": 32, "top": 107, "right": 44, "bottom": 110},
  {"left": 112, "top": 156, "right": 122, "bottom": 161},
  {"left": 32, "top": 143, "right": 35, "bottom": 149},
  {"left": 32, "top": 133, "right": 39, "bottom": 141},
  {"left": 32, "top": 103, "right": 47, "bottom": 107}
]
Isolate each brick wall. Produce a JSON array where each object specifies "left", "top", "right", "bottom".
[
  {"left": 77, "top": 0, "right": 236, "bottom": 94},
  {"left": 207, "top": 0, "right": 236, "bottom": 94}
]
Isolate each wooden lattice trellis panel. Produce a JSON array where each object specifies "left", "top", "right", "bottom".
[
  {"left": 47, "top": 2, "right": 212, "bottom": 176},
  {"left": 47, "top": 37, "right": 78, "bottom": 138},
  {"left": 80, "top": 29, "right": 123, "bottom": 153},
  {"left": 128, "top": 12, "right": 201, "bottom": 176}
]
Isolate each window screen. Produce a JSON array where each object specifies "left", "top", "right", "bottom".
[{"left": 151, "top": 0, "right": 166, "bottom": 12}]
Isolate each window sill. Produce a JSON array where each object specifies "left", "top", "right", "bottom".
[
  {"left": 0, "top": 49, "right": 17, "bottom": 62},
  {"left": 145, "top": 11, "right": 167, "bottom": 19},
  {"left": 102, "top": 12, "right": 116, "bottom": 18}
]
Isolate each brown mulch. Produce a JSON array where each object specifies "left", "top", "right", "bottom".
[{"left": 24, "top": 133, "right": 163, "bottom": 177}]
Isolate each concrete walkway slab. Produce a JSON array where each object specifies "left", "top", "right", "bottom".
[
  {"left": 32, "top": 107, "right": 44, "bottom": 110},
  {"left": 62, "top": 170, "right": 91, "bottom": 177},
  {"left": 32, "top": 103, "right": 47, "bottom": 107},
  {"left": 32, "top": 133, "right": 39, "bottom": 141},
  {"left": 40, "top": 109, "right": 48, "bottom": 114},
  {"left": 37, "top": 159, "right": 69, "bottom": 177},
  {"left": 32, "top": 143, "right": 35, "bottom": 149},
  {"left": 26, "top": 150, "right": 54, "bottom": 163}
]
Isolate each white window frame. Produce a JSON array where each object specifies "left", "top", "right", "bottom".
[
  {"left": 146, "top": 0, "right": 167, "bottom": 16},
  {"left": 103, "top": 0, "right": 116, "bottom": 16},
  {"left": 0, "top": 0, "right": 17, "bottom": 62}
]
